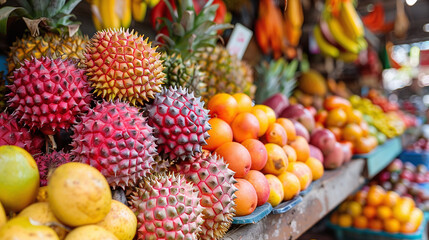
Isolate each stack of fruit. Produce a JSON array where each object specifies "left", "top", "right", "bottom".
[
  {"left": 374, "top": 159, "right": 429, "bottom": 211},
  {"left": 407, "top": 138, "right": 429, "bottom": 152},
  {"left": 203, "top": 93, "right": 324, "bottom": 214},
  {"left": 313, "top": 0, "right": 367, "bottom": 62},
  {"left": 315, "top": 96, "right": 378, "bottom": 155},
  {"left": 331, "top": 185, "right": 424, "bottom": 234},
  {"left": 350, "top": 95, "right": 405, "bottom": 139}
]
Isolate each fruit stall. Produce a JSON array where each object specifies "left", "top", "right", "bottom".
[{"left": 0, "top": 0, "right": 429, "bottom": 240}]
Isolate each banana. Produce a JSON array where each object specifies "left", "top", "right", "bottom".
[
  {"left": 132, "top": 0, "right": 147, "bottom": 22},
  {"left": 90, "top": 0, "right": 103, "bottom": 30},
  {"left": 357, "top": 37, "right": 368, "bottom": 51},
  {"left": 313, "top": 25, "right": 340, "bottom": 58},
  {"left": 100, "top": 0, "right": 121, "bottom": 29},
  {"left": 339, "top": 1, "right": 364, "bottom": 39},
  {"left": 326, "top": 15, "right": 360, "bottom": 54},
  {"left": 116, "top": 0, "right": 132, "bottom": 28},
  {"left": 147, "top": 0, "right": 160, "bottom": 8},
  {"left": 338, "top": 51, "right": 359, "bottom": 62}
]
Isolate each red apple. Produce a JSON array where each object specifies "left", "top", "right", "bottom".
[
  {"left": 309, "top": 144, "right": 324, "bottom": 163},
  {"left": 310, "top": 128, "right": 336, "bottom": 155},
  {"left": 262, "top": 93, "right": 289, "bottom": 117},
  {"left": 323, "top": 142, "right": 344, "bottom": 169},
  {"left": 292, "top": 120, "right": 310, "bottom": 142}
]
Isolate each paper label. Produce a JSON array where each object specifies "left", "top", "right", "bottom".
[{"left": 226, "top": 23, "right": 253, "bottom": 60}]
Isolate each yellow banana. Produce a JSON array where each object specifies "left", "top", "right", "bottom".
[
  {"left": 339, "top": 1, "right": 364, "bottom": 39},
  {"left": 285, "top": 0, "right": 303, "bottom": 28},
  {"left": 90, "top": 0, "right": 103, "bottom": 30},
  {"left": 326, "top": 16, "right": 360, "bottom": 54},
  {"left": 338, "top": 51, "right": 359, "bottom": 62},
  {"left": 313, "top": 25, "right": 340, "bottom": 58},
  {"left": 147, "top": 0, "right": 160, "bottom": 8},
  {"left": 116, "top": 0, "right": 132, "bottom": 28},
  {"left": 100, "top": 0, "right": 121, "bottom": 29},
  {"left": 132, "top": 0, "right": 147, "bottom": 22},
  {"left": 357, "top": 37, "right": 368, "bottom": 51}
]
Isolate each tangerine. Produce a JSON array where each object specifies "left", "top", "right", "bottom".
[
  {"left": 363, "top": 205, "right": 377, "bottom": 219},
  {"left": 203, "top": 118, "right": 233, "bottom": 151},
  {"left": 353, "top": 215, "right": 368, "bottom": 229},
  {"left": 326, "top": 108, "right": 347, "bottom": 128},
  {"left": 342, "top": 123, "right": 363, "bottom": 142},
  {"left": 207, "top": 93, "right": 238, "bottom": 124},
  {"left": 231, "top": 112, "right": 260, "bottom": 142},
  {"left": 384, "top": 218, "right": 400, "bottom": 233},
  {"left": 233, "top": 93, "right": 253, "bottom": 113}
]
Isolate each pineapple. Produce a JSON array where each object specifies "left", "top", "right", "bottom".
[
  {"left": 155, "top": 0, "right": 254, "bottom": 101},
  {"left": 0, "top": 0, "right": 88, "bottom": 74}
]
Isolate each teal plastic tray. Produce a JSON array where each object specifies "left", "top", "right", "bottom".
[
  {"left": 232, "top": 203, "right": 273, "bottom": 224},
  {"left": 271, "top": 195, "right": 302, "bottom": 214}
]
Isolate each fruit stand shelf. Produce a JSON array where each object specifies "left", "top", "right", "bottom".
[{"left": 223, "top": 159, "right": 366, "bottom": 240}]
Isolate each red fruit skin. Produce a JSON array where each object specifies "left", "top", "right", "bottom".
[
  {"left": 323, "top": 142, "right": 344, "bottom": 169},
  {"left": 244, "top": 170, "right": 270, "bottom": 206},
  {"left": 292, "top": 120, "right": 310, "bottom": 142},
  {"left": 310, "top": 128, "right": 336, "bottom": 155},
  {"left": 262, "top": 93, "right": 289, "bottom": 117},
  {"left": 309, "top": 144, "right": 324, "bottom": 163},
  {"left": 281, "top": 104, "right": 315, "bottom": 132}
]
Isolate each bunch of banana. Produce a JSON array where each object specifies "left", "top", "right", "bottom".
[
  {"left": 89, "top": 0, "right": 160, "bottom": 30},
  {"left": 284, "top": 0, "right": 303, "bottom": 48},
  {"left": 313, "top": 0, "right": 367, "bottom": 62}
]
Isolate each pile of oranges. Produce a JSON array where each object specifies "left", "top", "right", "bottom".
[
  {"left": 315, "top": 96, "right": 378, "bottom": 154},
  {"left": 331, "top": 185, "right": 424, "bottom": 234},
  {"left": 204, "top": 93, "right": 324, "bottom": 216}
]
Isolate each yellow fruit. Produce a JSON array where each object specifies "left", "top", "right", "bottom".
[
  {"left": 48, "top": 162, "right": 112, "bottom": 227},
  {"left": 253, "top": 105, "right": 276, "bottom": 125},
  {"left": 36, "top": 186, "right": 49, "bottom": 202},
  {"left": 0, "top": 145, "right": 39, "bottom": 212},
  {"left": 0, "top": 202, "right": 6, "bottom": 228},
  {"left": 65, "top": 225, "right": 118, "bottom": 240},
  {"left": 0, "top": 216, "right": 59, "bottom": 240},
  {"left": 251, "top": 108, "right": 269, "bottom": 137},
  {"left": 96, "top": 200, "right": 137, "bottom": 240},
  {"left": 277, "top": 171, "right": 301, "bottom": 201},
  {"left": 18, "top": 202, "right": 67, "bottom": 239},
  {"left": 298, "top": 70, "right": 327, "bottom": 96},
  {"left": 265, "top": 174, "right": 284, "bottom": 207},
  {"left": 262, "top": 143, "right": 288, "bottom": 175},
  {"left": 338, "top": 214, "right": 353, "bottom": 227},
  {"left": 233, "top": 93, "right": 253, "bottom": 113},
  {"left": 346, "top": 201, "right": 362, "bottom": 217}
]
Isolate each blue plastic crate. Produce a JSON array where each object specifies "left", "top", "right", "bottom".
[
  {"left": 326, "top": 213, "right": 429, "bottom": 240},
  {"left": 400, "top": 150, "right": 429, "bottom": 168}
]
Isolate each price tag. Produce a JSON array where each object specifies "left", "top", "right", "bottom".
[{"left": 226, "top": 23, "right": 253, "bottom": 60}]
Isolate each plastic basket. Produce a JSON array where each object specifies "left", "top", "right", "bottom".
[
  {"left": 327, "top": 213, "right": 429, "bottom": 240},
  {"left": 400, "top": 150, "right": 429, "bottom": 168}
]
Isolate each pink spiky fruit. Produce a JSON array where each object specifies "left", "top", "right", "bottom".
[
  {"left": 35, "top": 150, "right": 71, "bottom": 186},
  {"left": 85, "top": 28, "right": 165, "bottom": 105},
  {"left": 174, "top": 152, "right": 237, "bottom": 239},
  {"left": 129, "top": 172, "right": 204, "bottom": 240},
  {"left": 0, "top": 112, "right": 44, "bottom": 154},
  {"left": 70, "top": 100, "right": 157, "bottom": 189},
  {"left": 147, "top": 86, "right": 211, "bottom": 161},
  {"left": 7, "top": 57, "right": 92, "bottom": 135}
]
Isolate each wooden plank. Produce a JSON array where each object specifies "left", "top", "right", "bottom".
[{"left": 223, "top": 159, "right": 366, "bottom": 240}]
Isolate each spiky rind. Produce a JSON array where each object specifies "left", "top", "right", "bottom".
[
  {"left": 85, "top": 28, "right": 165, "bottom": 106},
  {"left": 35, "top": 150, "right": 71, "bottom": 186},
  {"left": 7, "top": 33, "right": 89, "bottom": 73},
  {"left": 147, "top": 86, "right": 211, "bottom": 161},
  {"left": 175, "top": 152, "right": 238, "bottom": 239},
  {"left": 0, "top": 112, "right": 44, "bottom": 154},
  {"left": 129, "top": 172, "right": 204, "bottom": 240},
  {"left": 7, "top": 57, "right": 92, "bottom": 135},
  {"left": 70, "top": 100, "right": 157, "bottom": 189}
]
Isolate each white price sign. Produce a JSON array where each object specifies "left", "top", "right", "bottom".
[{"left": 226, "top": 23, "right": 253, "bottom": 60}]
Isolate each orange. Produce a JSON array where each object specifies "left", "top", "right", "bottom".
[
  {"left": 354, "top": 136, "right": 378, "bottom": 154},
  {"left": 315, "top": 110, "right": 328, "bottom": 125},
  {"left": 282, "top": 145, "right": 297, "bottom": 162},
  {"left": 203, "top": 118, "right": 233, "bottom": 151},
  {"left": 326, "top": 108, "right": 347, "bottom": 128},
  {"left": 231, "top": 113, "right": 260, "bottom": 142},
  {"left": 353, "top": 215, "right": 368, "bottom": 229},
  {"left": 289, "top": 136, "right": 310, "bottom": 162},
  {"left": 244, "top": 170, "right": 270, "bottom": 206},
  {"left": 253, "top": 105, "right": 276, "bottom": 125},
  {"left": 383, "top": 191, "right": 400, "bottom": 207},
  {"left": 265, "top": 174, "right": 284, "bottom": 207},
  {"left": 363, "top": 205, "right": 377, "bottom": 219},
  {"left": 304, "top": 157, "right": 324, "bottom": 180},
  {"left": 233, "top": 93, "right": 253, "bottom": 113},
  {"left": 338, "top": 214, "right": 353, "bottom": 227},
  {"left": 400, "top": 222, "right": 416, "bottom": 234},
  {"left": 384, "top": 218, "right": 400, "bottom": 233},
  {"left": 342, "top": 123, "right": 363, "bottom": 142},
  {"left": 392, "top": 197, "right": 414, "bottom": 223},
  {"left": 287, "top": 162, "right": 312, "bottom": 190},
  {"left": 368, "top": 218, "right": 383, "bottom": 231},
  {"left": 251, "top": 108, "right": 269, "bottom": 137},
  {"left": 234, "top": 179, "right": 258, "bottom": 216},
  {"left": 346, "top": 109, "right": 363, "bottom": 124},
  {"left": 264, "top": 123, "right": 287, "bottom": 146},
  {"left": 354, "top": 190, "right": 367, "bottom": 205},
  {"left": 367, "top": 186, "right": 386, "bottom": 207},
  {"left": 241, "top": 139, "right": 268, "bottom": 171},
  {"left": 276, "top": 118, "right": 296, "bottom": 142},
  {"left": 377, "top": 205, "right": 392, "bottom": 220},
  {"left": 277, "top": 171, "right": 301, "bottom": 201},
  {"left": 330, "top": 213, "right": 339, "bottom": 224},
  {"left": 323, "top": 96, "right": 352, "bottom": 111},
  {"left": 215, "top": 142, "right": 252, "bottom": 178},
  {"left": 346, "top": 201, "right": 362, "bottom": 217},
  {"left": 262, "top": 143, "right": 288, "bottom": 175},
  {"left": 207, "top": 93, "right": 238, "bottom": 124},
  {"left": 327, "top": 126, "right": 342, "bottom": 141}
]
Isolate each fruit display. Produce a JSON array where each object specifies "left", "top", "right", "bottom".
[
  {"left": 373, "top": 159, "right": 429, "bottom": 211},
  {"left": 332, "top": 184, "right": 425, "bottom": 235},
  {"left": 313, "top": 0, "right": 367, "bottom": 62},
  {"left": 203, "top": 92, "right": 324, "bottom": 215},
  {"left": 407, "top": 138, "right": 429, "bottom": 152}
]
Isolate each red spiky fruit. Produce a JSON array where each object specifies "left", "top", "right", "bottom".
[
  {"left": 175, "top": 152, "right": 237, "bottom": 239},
  {"left": 147, "top": 86, "right": 211, "bottom": 161},
  {"left": 129, "top": 172, "right": 204, "bottom": 240},
  {"left": 70, "top": 100, "right": 157, "bottom": 189},
  {"left": 85, "top": 28, "right": 165, "bottom": 105},
  {"left": 35, "top": 151, "right": 71, "bottom": 186},
  {"left": 7, "top": 57, "right": 92, "bottom": 135},
  {"left": 0, "top": 112, "right": 44, "bottom": 154}
]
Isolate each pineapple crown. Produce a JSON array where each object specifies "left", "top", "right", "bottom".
[
  {"left": 0, "top": 0, "right": 81, "bottom": 37},
  {"left": 155, "top": 0, "right": 232, "bottom": 61}
]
